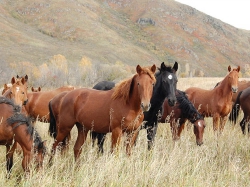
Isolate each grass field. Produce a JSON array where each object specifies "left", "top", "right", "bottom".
[{"left": 1, "top": 77, "right": 250, "bottom": 187}]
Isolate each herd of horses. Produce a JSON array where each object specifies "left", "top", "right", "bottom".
[{"left": 1, "top": 61, "right": 249, "bottom": 177}]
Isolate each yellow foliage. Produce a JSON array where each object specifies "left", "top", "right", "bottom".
[
  {"left": 50, "top": 54, "right": 68, "bottom": 74},
  {"left": 79, "top": 56, "right": 92, "bottom": 68}
]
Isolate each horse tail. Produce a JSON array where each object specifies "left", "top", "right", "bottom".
[
  {"left": 48, "top": 101, "right": 57, "bottom": 139},
  {"left": 229, "top": 91, "right": 242, "bottom": 124}
]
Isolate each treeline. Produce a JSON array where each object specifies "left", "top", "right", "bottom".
[{"left": 0, "top": 54, "right": 134, "bottom": 89}]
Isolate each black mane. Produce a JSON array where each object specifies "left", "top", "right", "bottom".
[{"left": 176, "top": 90, "right": 203, "bottom": 123}]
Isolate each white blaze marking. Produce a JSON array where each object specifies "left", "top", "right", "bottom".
[
  {"left": 198, "top": 121, "right": 202, "bottom": 127},
  {"left": 16, "top": 87, "right": 20, "bottom": 92},
  {"left": 168, "top": 75, "right": 172, "bottom": 80}
]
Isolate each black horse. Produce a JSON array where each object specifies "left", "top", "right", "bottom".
[
  {"left": 91, "top": 62, "right": 178, "bottom": 153},
  {"left": 229, "top": 87, "right": 250, "bottom": 134}
]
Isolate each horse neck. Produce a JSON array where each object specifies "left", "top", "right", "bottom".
[
  {"left": 150, "top": 77, "right": 169, "bottom": 109},
  {"left": 215, "top": 76, "right": 233, "bottom": 99},
  {"left": 128, "top": 82, "right": 143, "bottom": 112}
]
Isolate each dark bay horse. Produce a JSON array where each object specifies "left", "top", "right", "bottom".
[
  {"left": 185, "top": 66, "right": 240, "bottom": 132},
  {"left": 90, "top": 62, "right": 178, "bottom": 152},
  {"left": 160, "top": 90, "right": 205, "bottom": 145},
  {"left": 229, "top": 87, "right": 250, "bottom": 134},
  {"left": 24, "top": 86, "right": 75, "bottom": 123},
  {"left": 0, "top": 97, "right": 46, "bottom": 174},
  {"left": 49, "top": 64, "right": 156, "bottom": 160}
]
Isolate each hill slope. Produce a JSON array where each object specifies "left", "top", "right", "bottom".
[{"left": 0, "top": 0, "right": 250, "bottom": 76}]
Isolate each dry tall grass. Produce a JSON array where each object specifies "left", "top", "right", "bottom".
[{"left": 1, "top": 77, "right": 250, "bottom": 187}]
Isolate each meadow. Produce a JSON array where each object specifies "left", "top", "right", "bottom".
[{"left": 1, "top": 77, "right": 250, "bottom": 187}]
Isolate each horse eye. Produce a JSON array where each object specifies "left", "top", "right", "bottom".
[
  {"left": 152, "top": 83, "right": 155, "bottom": 86},
  {"left": 137, "top": 82, "right": 140, "bottom": 86},
  {"left": 10, "top": 92, "right": 13, "bottom": 94}
]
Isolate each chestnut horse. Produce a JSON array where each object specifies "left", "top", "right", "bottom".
[
  {"left": 160, "top": 90, "right": 205, "bottom": 145},
  {"left": 49, "top": 64, "right": 156, "bottom": 160},
  {"left": 31, "top": 86, "right": 41, "bottom": 92},
  {"left": 229, "top": 87, "right": 250, "bottom": 134},
  {"left": 185, "top": 66, "right": 240, "bottom": 132},
  {"left": 91, "top": 81, "right": 116, "bottom": 153},
  {"left": 2, "top": 76, "right": 28, "bottom": 107},
  {"left": 24, "top": 86, "right": 75, "bottom": 123},
  {"left": 89, "top": 62, "right": 178, "bottom": 152},
  {"left": 0, "top": 97, "right": 46, "bottom": 174}
]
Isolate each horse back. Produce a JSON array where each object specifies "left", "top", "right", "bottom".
[{"left": 25, "top": 86, "right": 75, "bottom": 121}]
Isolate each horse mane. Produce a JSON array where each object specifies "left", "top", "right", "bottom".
[
  {"left": 4, "top": 99, "right": 44, "bottom": 149},
  {"left": 176, "top": 90, "right": 203, "bottom": 123},
  {"left": 112, "top": 66, "right": 156, "bottom": 103},
  {"left": 0, "top": 97, "right": 21, "bottom": 112},
  {"left": 155, "top": 64, "right": 174, "bottom": 76}
]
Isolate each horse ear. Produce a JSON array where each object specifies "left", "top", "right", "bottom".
[
  {"left": 160, "top": 62, "right": 166, "bottom": 69},
  {"left": 38, "top": 87, "right": 41, "bottom": 91},
  {"left": 228, "top": 66, "right": 231, "bottom": 72},
  {"left": 11, "top": 77, "right": 16, "bottom": 84},
  {"left": 24, "top": 75, "right": 28, "bottom": 81},
  {"left": 237, "top": 66, "right": 240, "bottom": 72},
  {"left": 173, "top": 61, "right": 178, "bottom": 72},
  {"left": 21, "top": 77, "right": 25, "bottom": 85},
  {"left": 136, "top": 65, "right": 142, "bottom": 74},
  {"left": 16, "top": 75, "right": 20, "bottom": 78},
  {"left": 151, "top": 64, "right": 156, "bottom": 73},
  {"left": 4, "top": 84, "right": 8, "bottom": 89},
  {"left": 31, "top": 87, "right": 34, "bottom": 91}
]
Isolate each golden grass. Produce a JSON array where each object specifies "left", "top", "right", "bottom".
[{"left": 1, "top": 77, "right": 250, "bottom": 186}]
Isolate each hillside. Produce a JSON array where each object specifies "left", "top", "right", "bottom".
[{"left": 0, "top": 0, "right": 250, "bottom": 77}]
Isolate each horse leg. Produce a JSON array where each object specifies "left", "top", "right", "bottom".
[
  {"left": 177, "top": 118, "right": 187, "bottom": 140},
  {"left": 146, "top": 123, "right": 158, "bottom": 150},
  {"left": 22, "top": 151, "right": 31, "bottom": 173},
  {"left": 97, "top": 133, "right": 106, "bottom": 154},
  {"left": 49, "top": 125, "right": 73, "bottom": 164},
  {"left": 220, "top": 116, "right": 228, "bottom": 133},
  {"left": 6, "top": 141, "right": 18, "bottom": 175},
  {"left": 74, "top": 122, "right": 88, "bottom": 161},
  {"left": 170, "top": 119, "right": 178, "bottom": 141},
  {"left": 213, "top": 114, "right": 220, "bottom": 132},
  {"left": 126, "top": 131, "right": 139, "bottom": 156},
  {"left": 111, "top": 127, "right": 122, "bottom": 154},
  {"left": 240, "top": 118, "right": 246, "bottom": 134}
]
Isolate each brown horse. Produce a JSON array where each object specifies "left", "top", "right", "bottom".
[
  {"left": 24, "top": 86, "right": 75, "bottom": 123},
  {"left": 49, "top": 64, "right": 156, "bottom": 160},
  {"left": 0, "top": 97, "right": 46, "bottom": 175},
  {"left": 3, "top": 76, "right": 28, "bottom": 107},
  {"left": 229, "top": 87, "right": 250, "bottom": 134},
  {"left": 160, "top": 90, "right": 205, "bottom": 145},
  {"left": 31, "top": 86, "right": 41, "bottom": 92},
  {"left": 185, "top": 66, "right": 240, "bottom": 132}
]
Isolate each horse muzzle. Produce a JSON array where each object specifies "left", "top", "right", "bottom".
[
  {"left": 23, "top": 99, "right": 28, "bottom": 105},
  {"left": 168, "top": 98, "right": 176, "bottom": 107},
  {"left": 231, "top": 87, "right": 238, "bottom": 93},
  {"left": 196, "top": 140, "right": 203, "bottom": 146},
  {"left": 141, "top": 103, "right": 151, "bottom": 112}
]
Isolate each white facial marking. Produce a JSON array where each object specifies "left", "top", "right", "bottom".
[
  {"left": 198, "top": 121, "right": 202, "bottom": 127},
  {"left": 168, "top": 75, "right": 173, "bottom": 80},
  {"left": 16, "top": 87, "right": 20, "bottom": 92}
]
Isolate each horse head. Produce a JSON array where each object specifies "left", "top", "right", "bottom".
[
  {"left": 9, "top": 76, "right": 28, "bottom": 106},
  {"left": 192, "top": 113, "right": 206, "bottom": 146},
  {"left": 227, "top": 65, "right": 240, "bottom": 93},
  {"left": 135, "top": 64, "right": 156, "bottom": 112},
  {"left": 31, "top": 86, "right": 41, "bottom": 92},
  {"left": 156, "top": 61, "right": 178, "bottom": 106}
]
